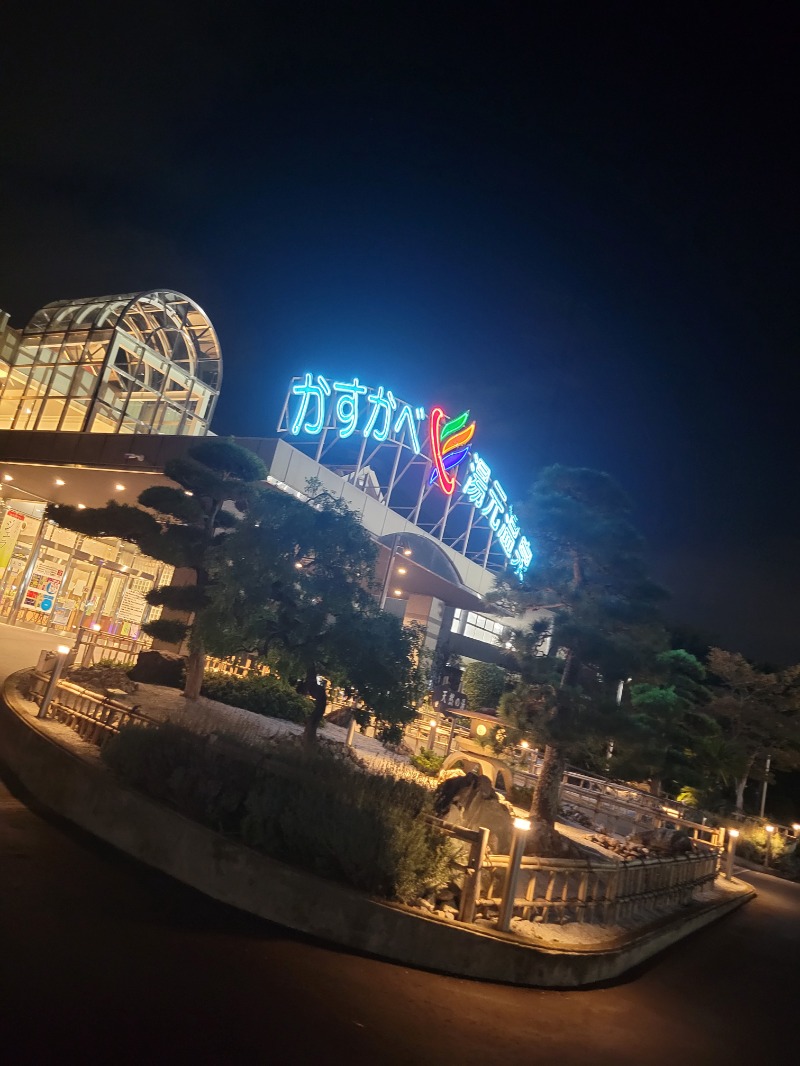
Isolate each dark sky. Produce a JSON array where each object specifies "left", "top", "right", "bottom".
[{"left": 1, "top": 3, "right": 797, "bottom": 662}]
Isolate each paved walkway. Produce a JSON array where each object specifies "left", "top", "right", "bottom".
[{"left": 0, "top": 621, "right": 71, "bottom": 683}]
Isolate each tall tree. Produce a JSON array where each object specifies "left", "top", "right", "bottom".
[
  {"left": 611, "top": 648, "right": 716, "bottom": 796},
  {"left": 45, "top": 438, "right": 266, "bottom": 699},
  {"left": 498, "top": 465, "right": 666, "bottom": 854},
  {"left": 202, "top": 485, "right": 424, "bottom": 744},
  {"left": 704, "top": 648, "right": 800, "bottom": 811}
]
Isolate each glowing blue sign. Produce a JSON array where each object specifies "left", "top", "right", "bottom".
[
  {"left": 284, "top": 374, "right": 533, "bottom": 579},
  {"left": 463, "top": 452, "right": 532, "bottom": 578},
  {"left": 291, "top": 374, "right": 425, "bottom": 453}
]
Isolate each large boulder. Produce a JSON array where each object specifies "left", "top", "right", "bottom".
[
  {"left": 127, "top": 650, "right": 186, "bottom": 688},
  {"left": 433, "top": 771, "right": 515, "bottom": 853}
]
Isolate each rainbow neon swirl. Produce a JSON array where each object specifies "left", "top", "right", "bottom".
[{"left": 428, "top": 407, "right": 476, "bottom": 495}]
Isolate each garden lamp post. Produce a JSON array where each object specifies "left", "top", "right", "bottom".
[
  {"left": 725, "top": 828, "right": 739, "bottom": 881},
  {"left": 427, "top": 717, "right": 438, "bottom": 750},
  {"left": 764, "top": 824, "right": 775, "bottom": 868},
  {"left": 38, "top": 645, "right": 71, "bottom": 720},
  {"left": 498, "top": 817, "right": 530, "bottom": 932}
]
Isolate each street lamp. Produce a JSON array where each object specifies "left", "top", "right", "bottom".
[
  {"left": 498, "top": 817, "right": 531, "bottom": 932},
  {"left": 38, "top": 645, "right": 71, "bottom": 720},
  {"left": 725, "top": 828, "right": 739, "bottom": 881},
  {"left": 764, "top": 824, "right": 775, "bottom": 868},
  {"left": 759, "top": 754, "right": 771, "bottom": 818}
]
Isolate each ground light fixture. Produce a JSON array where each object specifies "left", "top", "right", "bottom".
[
  {"left": 498, "top": 818, "right": 531, "bottom": 931},
  {"left": 765, "top": 824, "right": 775, "bottom": 867},
  {"left": 38, "top": 645, "right": 71, "bottom": 720},
  {"left": 725, "top": 828, "right": 740, "bottom": 880}
]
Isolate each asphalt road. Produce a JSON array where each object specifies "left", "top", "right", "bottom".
[{"left": 0, "top": 769, "right": 797, "bottom": 1066}]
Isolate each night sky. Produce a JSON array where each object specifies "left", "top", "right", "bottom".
[{"left": 1, "top": 4, "right": 797, "bottom": 662}]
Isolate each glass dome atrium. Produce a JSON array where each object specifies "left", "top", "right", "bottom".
[{"left": 0, "top": 290, "right": 222, "bottom": 436}]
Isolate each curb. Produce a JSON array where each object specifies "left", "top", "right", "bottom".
[{"left": 0, "top": 672, "right": 755, "bottom": 988}]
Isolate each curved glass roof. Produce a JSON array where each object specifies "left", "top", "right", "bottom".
[{"left": 24, "top": 290, "right": 222, "bottom": 390}]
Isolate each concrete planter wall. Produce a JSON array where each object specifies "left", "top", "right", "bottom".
[{"left": 0, "top": 675, "right": 754, "bottom": 988}]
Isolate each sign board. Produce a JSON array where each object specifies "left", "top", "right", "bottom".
[
  {"left": 116, "top": 577, "right": 150, "bottom": 624},
  {"left": 434, "top": 688, "right": 469, "bottom": 712},
  {"left": 24, "top": 562, "right": 65, "bottom": 614},
  {"left": 0, "top": 509, "right": 26, "bottom": 574}
]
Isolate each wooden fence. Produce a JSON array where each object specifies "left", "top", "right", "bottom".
[
  {"left": 71, "top": 630, "right": 151, "bottom": 669},
  {"left": 480, "top": 849, "right": 718, "bottom": 926},
  {"left": 28, "top": 672, "right": 155, "bottom": 747},
  {"left": 556, "top": 769, "right": 725, "bottom": 850},
  {"left": 205, "top": 655, "right": 272, "bottom": 680},
  {"left": 431, "top": 816, "right": 719, "bottom": 927}
]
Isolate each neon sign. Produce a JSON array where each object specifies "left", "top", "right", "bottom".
[
  {"left": 284, "top": 374, "right": 532, "bottom": 578},
  {"left": 463, "top": 452, "right": 532, "bottom": 578},
  {"left": 428, "top": 407, "right": 475, "bottom": 496}
]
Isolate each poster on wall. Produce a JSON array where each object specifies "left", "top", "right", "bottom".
[
  {"left": 0, "top": 509, "right": 26, "bottom": 574},
  {"left": 116, "top": 578, "right": 149, "bottom": 625},
  {"left": 23, "top": 562, "right": 65, "bottom": 614},
  {"left": 51, "top": 599, "right": 77, "bottom": 627}
]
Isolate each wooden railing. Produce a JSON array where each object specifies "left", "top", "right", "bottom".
[
  {"left": 28, "top": 673, "right": 156, "bottom": 747},
  {"left": 556, "top": 770, "right": 725, "bottom": 850},
  {"left": 431, "top": 817, "right": 719, "bottom": 929},
  {"left": 204, "top": 655, "right": 271, "bottom": 680},
  {"left": 71, "top": 629, "right": 151, "bottom": 669},
  {"left": 480, "top": 850, "right": 718, "bottom": 926}
]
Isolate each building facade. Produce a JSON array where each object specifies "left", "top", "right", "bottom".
[{"left": 0, "top": 291, "right": 540, "bottom": 670}]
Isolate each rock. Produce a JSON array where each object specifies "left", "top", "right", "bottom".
[
  {"left": 433, "top": 771, "right": 515, "bottom": 852},
  {"left": 629, "top": 827, "right": 695, "bottom": 856},
  {"left": 127, "top": 650, "right": 186, "bottom": 688}
]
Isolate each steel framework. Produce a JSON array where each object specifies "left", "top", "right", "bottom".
[{"left": 277, "top": 377, "right": 511, "bottom": 574}]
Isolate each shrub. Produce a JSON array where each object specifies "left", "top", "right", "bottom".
[
  {"left": 461, "top": 662, "right": 506, "bottom": 711},
  {"left": 410, "top": 748, "right": 445, "bottom": 776},
  {"left": 509, "top": 784, "right": 533, "bottom": 810},
  {"left": 102, "top": 721, "right": 452, "bottom": 901},
  {"left": 200, "top": 672, "right": 311, "bottom": 724},
  {"left": 735, "top": 825, "right": 789, "bottom": 865},
  {"left": 102, "top": 721, "right": 254, "bottom": 833}
]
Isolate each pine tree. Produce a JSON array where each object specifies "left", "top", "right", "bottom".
[
  {"left": 498, "top": 465, "right": 667, "bottom": 854},
  {"left": 203, "top": 485, "right": 425, "bottom": 743},
  {"left": 45, "top": 438, "right": 266, "bottom": 699}
]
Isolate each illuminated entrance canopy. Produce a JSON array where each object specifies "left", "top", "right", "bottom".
[{"left": 279, "top": 373, "right": 533, "bottom": 580}]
